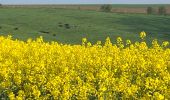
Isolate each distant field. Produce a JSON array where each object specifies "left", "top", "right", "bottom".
[
  {"left": 0, "top": 6, "right": 170, "bottom": 44},
  {"left": 3, "top": 4, "right": 170, "bottom": 8},
  {"left": 3, "top": 4, "right": 170, "bottom": 14}
]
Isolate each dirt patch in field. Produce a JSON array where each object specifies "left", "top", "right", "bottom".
[
  {"left": 165, "top": 7, "right": 170, "bottom": 14},
  {"left": 111, "top": 7, "right": 147, "bottom": 14}
]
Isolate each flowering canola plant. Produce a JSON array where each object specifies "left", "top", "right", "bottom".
[{"left": 0, "top": 32, "right": 170, "bottom": 99}]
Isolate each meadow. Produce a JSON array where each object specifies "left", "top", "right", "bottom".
[{"left": 0, "top": 6, "right": 170, "bottom": 44}]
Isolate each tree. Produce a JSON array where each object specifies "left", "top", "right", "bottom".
[
  {"left": 147, "top": 7, "right": 153, "bottom": 14},
  {"left": 158, "top": 6, "right": 166, "bottom": 15},
  {"left": 100, "top": 4, "right": 112, "bottom": 12}
]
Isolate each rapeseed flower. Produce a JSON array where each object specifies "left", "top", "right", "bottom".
[{"left": 0, "top": 32, "right": 168, "bottom": 99}]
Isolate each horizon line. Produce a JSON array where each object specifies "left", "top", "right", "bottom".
[{"left": 2, "top": 3, "right": 170, "bottom": 5}]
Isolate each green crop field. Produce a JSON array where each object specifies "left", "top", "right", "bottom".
[{"left": 0, "top": 7, "right": 170, "bottom": 44}]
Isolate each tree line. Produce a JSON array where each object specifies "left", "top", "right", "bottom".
[
  {"left": 100, "top": 4, "right": 168, "bottom": 15},
  {"left": 147, "top": 6, "right": 167, "bottom": 15},
  {"left": 0, "top": 4, "right": 168, "bottom": 15}
]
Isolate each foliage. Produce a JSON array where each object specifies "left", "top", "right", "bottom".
[
  {"left": 0, "top": 32, "right": 170, "bottom": 99},
  {"left": 100, "top": 4, "right": 112, "bottom": 12},
  {"left": 147, "top": 7, "right": 153, "bottom": 14},
  {"left": 158, "top": 6, "right": 166, "bottom": 15}
]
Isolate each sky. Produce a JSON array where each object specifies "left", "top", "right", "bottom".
[{"left": 1, "top": 0, "right": 170, "bottom": 4}]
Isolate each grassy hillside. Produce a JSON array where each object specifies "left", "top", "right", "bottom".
[{"left": 0, "top": 7, "right": 170, "bottom": 44}]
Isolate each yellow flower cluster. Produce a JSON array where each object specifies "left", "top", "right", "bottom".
[{"left": 0, "top": 32, "right": 170, "bottom": 99}]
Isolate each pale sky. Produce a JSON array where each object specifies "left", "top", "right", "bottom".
[{"left": 1, "top": 0, "right": 170, "bottom": 4}]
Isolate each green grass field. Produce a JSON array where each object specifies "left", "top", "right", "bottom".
[{"left": 0, "top": 7, "right": 170, "bottom": 44}]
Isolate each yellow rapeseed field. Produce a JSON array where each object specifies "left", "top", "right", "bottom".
[{"left": 0, "top": 32, "right": 170, "bottom": 99}]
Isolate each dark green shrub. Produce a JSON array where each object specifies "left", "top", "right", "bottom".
[
  {"left": 100, "top": 4, "right": 112, "bottom": 12},
  {"left": 147, "top": 7, "right": 153, "bottom": 14},
  {"left": 158, "top": 6, "right": 166, "bottom": 15}
]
